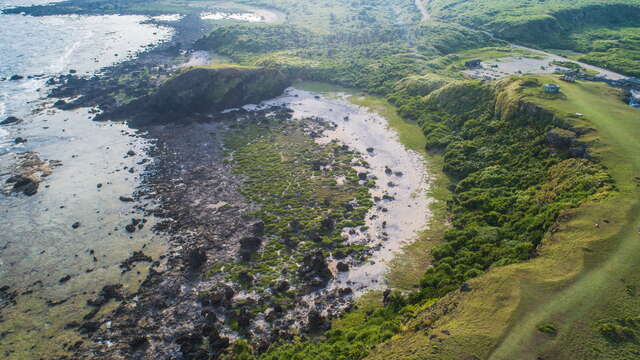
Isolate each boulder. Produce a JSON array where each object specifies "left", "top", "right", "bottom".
[
  {"left": 185, "top": 247, "right": 207, "bottom": 270},
  {"left": 336, "top": 262, "right": 349, "bottom": 272},
  {"left": 306, "top": 309, "right": 329, "bottom": 332},
  {"left": 298, "top": 251, "right": 332, "bottom": 286},
  {"left": 6, "top": 175, "right": 39, "bottom": 196},
  {"left": 239, "top": 236, "right": 262, "bottom": 261}
]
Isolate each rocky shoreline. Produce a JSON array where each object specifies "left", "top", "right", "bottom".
[
  {"left": 1, "top": 5, "right": 428, "bottom": 360},
  {"left": 69, "top": 109, "right": 366, "bottom": 359}
]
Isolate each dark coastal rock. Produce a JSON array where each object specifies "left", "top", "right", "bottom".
[
  {"left": 59, "top": 275, "right": 71, "bottom": 284},
  {"left": 53, "top": 99, "right": 67, "bottom": 109},
  {"left": 199, "top": 285, "right": 234, "bottom": 306},
  {"left": 6, "top": 175, "right": 39, "bottom": 196},
  {"left": 236, "top": 307, "right": 253, "bottom": 329},
  {"left": 336, "top": 262, "right": 349, "bottom": 272},
  {"left": 10, "top": 75, "right": 23, "bottom": 81},
  {"left": 298, "top": 251, "right": 332, "bottom": 286},
  {"left": 239, "top": 236, "right": 262, "bottom": 260},
  {"left": 185, "top": 247, "right": 207, "bottom": 270},
  {"left": 0, "top": 285, "right": 18, "bottom": 309},
  {"left": 176, "top": 332, "right": 206, "bottom": 359},
  {"left": 14, "top": 137, "right": 27, "bottom": 144},
  {"left": 271, "top": 280, "right": 290, "bottom": 293},
  {"left": 207, "top": 327, "right": 230, "bottom": 358},
  {"left": 382, "top": 288, "right": 392, "bottom": 305},
  {"left": 120, "top": 251, "right": 152, "bottom": 272},
  {"left": 251, "top": 220, "right": 265, "bottom": 236},
  {"left": 78, "top": 321, "right": 100, "bottom": 334},
  {"left": 338, "top": 287, "right": 353, "bottom": 296},
  {"left": 238, "top": 271, "right": 254, "bottom": 286},
  {"left": 87, "top": 284, "right": 124, "bottom": 307},
  {"left": 320, "top": 216, "right": 335, "bottom": 233},
  {"left": 306, "top": 309, "right": 329, "bottom": 333},
  {"left": 147, "top": 66, "right": 291, "bottom": 116},
  {"left": 0, "top": 116, "right": 21, "bottom": 125}
]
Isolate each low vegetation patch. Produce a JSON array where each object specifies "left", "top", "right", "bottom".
[{"left": 204, "top": 115, "right": 374, "bottom": 328}]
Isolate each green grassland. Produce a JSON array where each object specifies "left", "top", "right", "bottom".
[
  {"left": 491, "top": 77, "right": 640, "bottom": 360},
  {"left": 234, "top": 0, "right": 420, "bottom": 33}
]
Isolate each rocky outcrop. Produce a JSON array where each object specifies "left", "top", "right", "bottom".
[
  {"left": 0, "top": 116, "right": 21, "bottom": 125},
  {"left": 297, "top": 251, "right": 332, "bottom": 288},
  {"left": 546, "top": 128, "right": 587, "bottom": 158},
  {"left": 149, "top": 65, "right": 290, "bottom": 115}
]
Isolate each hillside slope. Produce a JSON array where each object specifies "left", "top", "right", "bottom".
[{"left": 366, "top": 78, "right": 640, "bottom": 360}]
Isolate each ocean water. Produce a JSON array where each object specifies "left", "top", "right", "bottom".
[
  {"left": 0, "top": 3, "right": 175, "bottom": 358},
  {"left": 0, "top": 8, "right": 173, "bottom": 137}
]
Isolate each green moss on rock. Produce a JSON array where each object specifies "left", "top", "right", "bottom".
[{"left": 150, "top": 65, "right": 290, "bottom": 114}]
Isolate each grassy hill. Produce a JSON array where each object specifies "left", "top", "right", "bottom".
[{"left": 365, "top": 77, "right": 640, "bottom": 360}]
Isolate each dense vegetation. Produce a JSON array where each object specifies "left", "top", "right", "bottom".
[
  {"left": 402, "top": 78, "right": 613, "bottom": 297},
  {"left": 427, "top": 0, "right": 640, "bottom": 77},
  {"left": 572, "top": 27, "right": 640, "bottom": 77}
]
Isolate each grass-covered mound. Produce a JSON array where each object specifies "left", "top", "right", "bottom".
[{"left": 150, "top": 65, "right": 290, "bottom": 114}]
